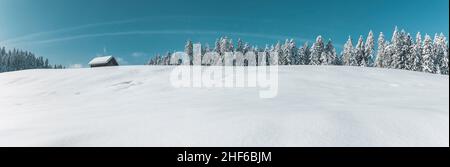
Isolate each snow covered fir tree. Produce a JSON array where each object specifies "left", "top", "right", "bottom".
[
  {"left": 148, "top": 27, "right": 449, "bottom": 75},
  {"left": 0, "top": 47, "right": 64, "bottom": 73}
]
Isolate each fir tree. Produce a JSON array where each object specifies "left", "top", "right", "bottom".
[
  {"left": 355, "top": 35, "right": 365, "bottom": 66},
  {"left": 298, "top": 42, "right": 311, "bottom": 65},
  {"left": 310, "top": 36, "right": 324, "bottom": 65},
  {"left": 184, "top": 40, "right": 193, "bottom": 65},
  {"left": 323, "top": 39, "right": 337, "bottom": 65},
  {"left": 375, "top": 32, "right": 386, "bottom": 68},
  {"left": 422, "top": 34, "right": 435, "bottom": 73},
  {"left": 411, "top": 32, "right": 423, "bottom": 72},
  {"left": 403, "top": 33, "right": 414, "bottom": 70},
  {"left": 342, "top": 36, "right": 354, "bottom": 66},
  {"left": 436, "top": 33, "right": 449, "bottom": 75},
  {"left": 364, "top": 30, "right": 375, "bottom": 67}
]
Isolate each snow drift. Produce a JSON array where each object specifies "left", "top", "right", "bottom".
[{"left": 0, "top": 66, "right": 448, "bottom": 146}]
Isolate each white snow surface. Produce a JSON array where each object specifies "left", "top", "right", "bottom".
[{"left": 0, "top": 66, "right": 448, "bottom": 147}]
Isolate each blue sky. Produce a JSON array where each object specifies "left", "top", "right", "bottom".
[{"left": 0, "top": 0, "right": 448, "bottom": 67}]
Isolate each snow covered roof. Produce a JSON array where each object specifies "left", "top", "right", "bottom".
[{"left": 89, "top": 56, "right": 115, "bottom": 65}]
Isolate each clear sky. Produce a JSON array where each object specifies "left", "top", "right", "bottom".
[{"left": 0, "top": 0, "right": 448, "bottom": 67}]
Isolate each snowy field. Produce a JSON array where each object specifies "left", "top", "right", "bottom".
[{"left": 0, "top": 66, "right": 448, "bottom": 147}]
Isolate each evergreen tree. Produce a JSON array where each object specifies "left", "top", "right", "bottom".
[
  {"left": 274, "top": 42, "right": 283, "bottom": 65},
  {"left": 433, "top": 34, "right": 441, "bottom": 74},
  {"left": 342, "top": 36, "right": 354, "bottom": 66},
  {"left": 309, "top": 36, "right": 324, "bottom": 65},
  {"left": 323, "top": 39, "right": 337, "bottom": 65},
  {"left": 383, "top": 42, "right": 394, "bottom": 68},
  {"left": 289, "top": 39, "right": 297, "bottom": 65},
  {"left": 364, "top": 30, "right": 375, "bottom": 67},
  {"left": 184, "top": 40, "right": 193, "bottom": 65},
  {"left": 220, "top": 37, "right": 230, "bottom": 54},
  {"left": 436, "top": 33, "right": 449, "bottom": 75},
  {"left": 403, "top": 33, "right": 414, "bottom": 70},
  {"left": 320, "top": 42, "right": 329, "bottom": 65},
  {"left": 214, "top": 39, "right": 221, "bottom": 54},
  {"left": 282, "top": 39, "right": 296, "bottom": 65},
  {"left": 422, "top": 34, "right": 436, "bottom": 73},
  {"left": 260, "top": 45, "right": 270, "bottom": 66},
  {"left": 0, "top": 47, "right": 57, "bottom": 72},
  {"left": 44, "top": 59, "right": 49, "bottom": 68},
  {"left": 390, "top": 28, "right": 407, "bottom": 69},
  {"left": 229, "top": 39, "right": 234, "bottom": 52},
  {"left": 375, "top": 32, "right": 386, "bottom": 68},
  {"left": 443, "top": 42, "right": 449, "bottom": 75},
  {"left": 243, "top": 42, "right": 250, "bottom": 54},
  {"left": 144, "top": 33, "right": 449, "bottom": 75},
  {"left": 355, "top": 35, "right": 365, "bottom": 66},
  {"left": 236, "top": 39, "right": 243, "bottom": 53},
  {"left": 411, "top": 32, "right": 423, "bottom": 72},
  {"left": 298, "top": 42, "right": 311, "bottom": 65},
  {"left": 280, "top": 39, "right": 290, "bottom": 65}
]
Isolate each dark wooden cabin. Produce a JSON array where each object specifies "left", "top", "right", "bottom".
[{"left": 88, "top": 56, "right": 119, "bottom": 68}]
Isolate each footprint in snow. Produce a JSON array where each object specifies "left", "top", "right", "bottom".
[{"left": 111, "top": 81, "right": 143, "bottom": 90}]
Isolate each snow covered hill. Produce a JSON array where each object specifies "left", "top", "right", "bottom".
[{"left": 0, "top": 66, "right": 448, "bottom": 147}]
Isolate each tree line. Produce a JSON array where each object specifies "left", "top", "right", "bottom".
[
  {"left": 148, "top": 27, "right": 449, "bottom": 75},
  {"left": 0, "top": 47, "right": 64, "bottom": 73}
]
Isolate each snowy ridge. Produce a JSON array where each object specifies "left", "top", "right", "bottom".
[{"left": 0, "top": 66, "right": 448, "bottom": 146}]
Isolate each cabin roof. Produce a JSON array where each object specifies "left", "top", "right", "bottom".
[{"left": 88, "top": 56, "right": 114, "bottom": 65}]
